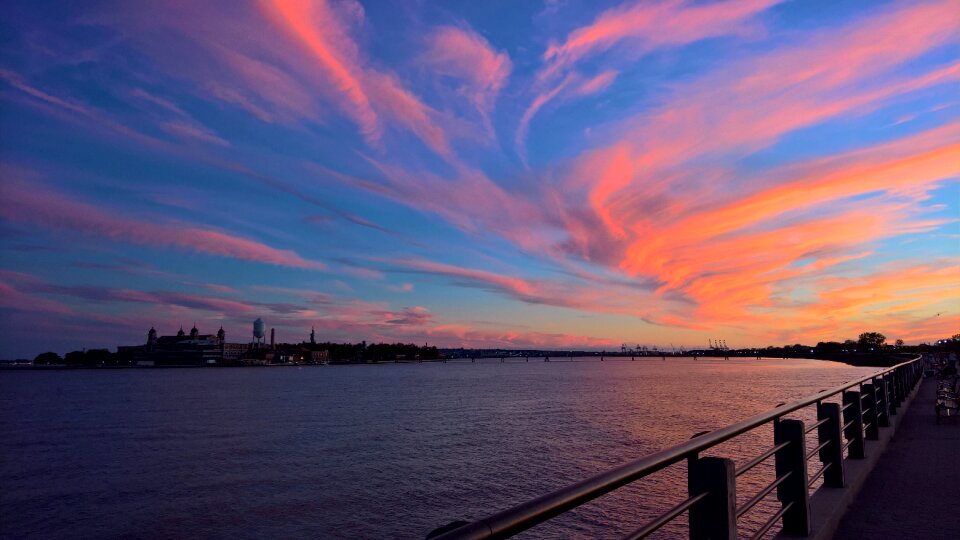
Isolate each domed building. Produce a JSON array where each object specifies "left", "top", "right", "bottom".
[{"left": 127, "top": 324, "right": 234, "bottom": 367}]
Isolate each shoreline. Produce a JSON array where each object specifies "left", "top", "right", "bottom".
[{"left": 0, "top": 353, "right": 914, "bottom": 371}]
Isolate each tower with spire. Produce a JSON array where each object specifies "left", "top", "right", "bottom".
[
  {"left": 177, "top": 325, "right": 185, "bottom": 338},
  {"left": 190, "top": 323, "right": 199, "bottom": 340},
  {"left": 217, "top": 325, "right": 225, "bottom": 343},
  {"left": 147, "top": 327, "right": 158, "bottom": 346},
  {"left": 310, "top": 326, "right": 316, "bottom": 345}
]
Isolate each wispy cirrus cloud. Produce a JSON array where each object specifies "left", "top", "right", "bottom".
[
  {"left": 0, "top": 177, "right": 325, "bottom": 270},
  {"left": 1, "top": 0, "right": 958, "bottom": 357},
  {"left": 540, "top": 0, "right": 778, "bottom": 82},
  {"left": 516, "top": 0, "right": 778, "bottom": 163},
  {"left": 421, "top": 25, "right": 512, "bottom": 137},
  {"left": 267, "top": 0, "right": 455, "bottom": 160}
]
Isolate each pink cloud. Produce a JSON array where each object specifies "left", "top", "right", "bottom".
[
  {"left": 268, "top": 0, "right": 380, "bottom": 143},
  {"left": 267, "top": 0, "right": 455, "bottom": 160},
  {"left": 515, "top": 76, "right": 573, "bottom": 165},
  {"left": 421, "top": 25, "right": 512, "bottom": 135},
  {"left": 0, "top": 178, "right": 325, "bottom": 270},
  {"left": 386, "top": 257, "right": 697, "bottom": 328},
  {"left": 322, "top": 159, "right": 545, "bottom": 250},
  {"left": 380, "top": 306, "right": 433, "bottom": 326},
  {"left": 540, "top": 0, "right": 777, "bottom": 81},
  {"left": 575, "top": 70, "right": 619, "bottom": 96},
  {"left": 424, "top": 325, "right": 619, "bottom": 349},
  {"left": 514, "top": 69, "right": 616, "bottom": 165},
  {"left": 387, "top": 282, "right": 414, "bottom": 293},
  {"left": 548, "top": 1, "right": 959, "bottom": 279},
  {"left": 363, "top": 71, "right": 452, "bottom": 159},
  {"left": 160, "top": 120, "right": 230, "bottom": 146}
]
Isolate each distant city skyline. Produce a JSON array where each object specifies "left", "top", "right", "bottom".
[{"left": 1, "top": 0, "right": 958, "bottom": 358}]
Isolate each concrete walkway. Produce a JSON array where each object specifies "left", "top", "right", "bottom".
[{"left": 832, "top": 377, "right": 960, "bottom": 540}]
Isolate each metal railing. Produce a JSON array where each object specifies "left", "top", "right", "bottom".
[{"left": 430, "top": 357, "right": 923, "bottom": 540}]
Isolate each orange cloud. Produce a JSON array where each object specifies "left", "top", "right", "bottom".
[
  {"left": 269, "top": 0, "right": 380, "bottom": 144},
  {"left": 557, "top": 1, "right": 959, "bottom": 236},
  {"left": 267, "top": 0, "right": 455, "bottom": 160}
]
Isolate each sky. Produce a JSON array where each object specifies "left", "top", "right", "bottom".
[{"left": 0, "top": 0, "right": 958, "bottom": 358}]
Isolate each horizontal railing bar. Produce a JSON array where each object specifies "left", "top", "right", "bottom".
[
  {"left": 842, "top": 419, "right": 856, "bottom": 431},
  {"left": 751, "top": 500, "right": 793, "bottom": 540},
  {"left": 736, "top": 441, "right": 790, "bottom": 477},
  {"left": 621, "top": 492, "right": 708, "bottom": 540},
  {"left": 862, "top": 422, "right": 873, "bottom": 431},
  {"left": 736, "top": 472, "right": 792, "bottom": 519},
  {"left": 842, "top": 438, "right": 858, "bottom": 452},
  {"left": 434, "top": 357, "right": 920, "bottom": 540},
  {"left": 841, "top": 401, "right": 854, "bottom": 412},
  {"left": 808, "top": 462, "right": 832, "bottom": 488},
  {"left": 806, "top": 440, "right": 831, "bottom": 460},
  {"left": 805, "top": 417, "right": 829, "bottom": 433}
]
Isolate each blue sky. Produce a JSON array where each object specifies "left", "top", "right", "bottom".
[{"left": 1, "top": 0, "right": 958, "bottom": 358}]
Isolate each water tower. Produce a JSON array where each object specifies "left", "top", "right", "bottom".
[{"left": 253, "top": 318, "right": 265, "bottom": 346}]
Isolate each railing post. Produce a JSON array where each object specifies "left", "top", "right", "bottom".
[
  {"left": 688, "top": 456, "right": 736, "bottom": 540},
  {"left": 874, "top": 377, "right": 889, "bottom": 427},
  {"left": 890, "top": 369, "right": 903, "bottom": 409},
  {"left": 774, "top": 419, "right": 810, "bottom": 536},
  {"left": 861, "top": 383, "right": 879, "bottom": 440},
  {"left": 887, "top": 373, "right": 899, "bottom": 416},
  {"left": 817, "top": 402, "right": 845, "bottom": 487},
  {"left": 842, "top": 391, "right": 864, "bottom": 459}
]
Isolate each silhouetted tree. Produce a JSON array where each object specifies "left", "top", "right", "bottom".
[
  {"left": 62, "top": 349, "right": 115, "bottom": 366},
  {"left": 33, "top": 351, "right": 62, "bottom": 365},
  {"left": 895, "top": 339, "right": 904, "bottom": 348},
  {"left": 84, "top": 349, "right": 113, "bottom": 366},
  {"left": 815, "top": 341, "right": 844, "bottom": 354},
  {"left": 858, "top": 332, "right": 886, "bottom": 350}
]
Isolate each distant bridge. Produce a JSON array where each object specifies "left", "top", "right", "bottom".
[{"left": 433, "top": 351, "right": 755, "bottom": 363}]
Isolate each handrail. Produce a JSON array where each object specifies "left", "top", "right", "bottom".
[
  {"left": 806, "top": 440, "right": 831, "bottom": 460},
  {"left": 805, "top": 417, "right": 830, "bottom": 433},
  {"left": 432, "top": 356, "right": 921, "bottom": 540},
  {"left": 736, "top": 471, "right": 792, "bottom": 518},
  {"left": 808, "top": 462, "right": 832, "bottom": 487},
  {"left": 621, "top": 492, "right": 707, "bottom": 540},
  {"left": 752, "top": 501, "right": 793, "bottom": 540},
  {"left": 735, "top": 441, "right": 789, "bottom": 477}
]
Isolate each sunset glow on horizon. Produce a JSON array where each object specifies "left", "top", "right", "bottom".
[{"left": 1, "top": 0, "right": 958, "bottom": 357}]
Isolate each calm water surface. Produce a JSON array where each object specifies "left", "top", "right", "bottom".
[{"left": 0, "top": 358, "right": 876, "bottom": 539}]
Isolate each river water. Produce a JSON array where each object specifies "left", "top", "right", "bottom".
[{"left": 0, "top": 357, "right": 876, "bottom": 539}]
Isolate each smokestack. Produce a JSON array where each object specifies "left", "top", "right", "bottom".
[{"left": 270, "top": 328, "right": 276, "bottom": 349}]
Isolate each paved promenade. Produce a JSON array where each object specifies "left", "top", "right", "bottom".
[{"left": 832, "top": 377, "right": 960, "bottom": 540}]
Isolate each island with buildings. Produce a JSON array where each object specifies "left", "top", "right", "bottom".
[
  {"left": 10, "top": 322, "right": 959, "bottom": 369},
  {"left": 25, "top": 318, "right": 438, "bottom": 368}
]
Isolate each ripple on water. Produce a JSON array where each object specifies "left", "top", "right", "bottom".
[{"left": 0, "top": 358, "right": 876, "bottom": 539}]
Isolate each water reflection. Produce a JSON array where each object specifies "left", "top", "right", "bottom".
[{"left": 0, "top": 357, "right": 875, "bottom": 538}]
